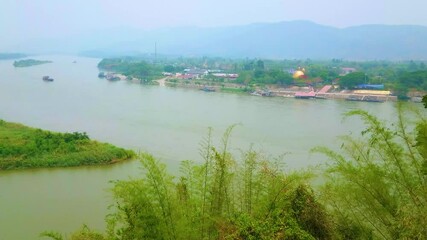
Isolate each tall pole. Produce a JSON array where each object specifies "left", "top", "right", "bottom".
[{"left": 154, "top": 42, "right": 157, "bottom": 64}]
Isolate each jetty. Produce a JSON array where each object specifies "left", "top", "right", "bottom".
[{"left": 270, "top": 85, "right": 397, "bottom": 102}]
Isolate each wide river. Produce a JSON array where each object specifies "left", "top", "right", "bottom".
[{"left": 0, "top": 56, "right": 415, "bottom": 239}]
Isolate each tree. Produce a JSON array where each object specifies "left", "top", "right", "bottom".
[
  {"left": 394, "top": 70, "right": 427, "bottom": 99},
  {"left": 164, "top": 65, "right": 175, "bottom": 72},
  {"left": 408, "top": 60, "right": 419, "bottom": 71},
  {"left": 243, "top": 61, "right": 254, "bottom": 70},
  {"left": 273, "top": 70, "right": 293, "bottom": 86},
  {"left": 398, "top": 70, "right": 427, "bottom": 91},
  {"left": 256, "top": 60, "right": 265, "bottom": 70},
  {"left": 339, "top": 72, "right": 367, "bottom": 89},
  {"left": 423, "top": 95, "right": 427, "bottom": 108}
]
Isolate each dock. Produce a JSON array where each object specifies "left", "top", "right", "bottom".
[{"left": 270, "top": 85, "right": 397, "bottom": 102}]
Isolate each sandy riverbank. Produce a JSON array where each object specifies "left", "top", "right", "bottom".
[{"left": 156, "top": 77, "right": 168, "bottom": 87}]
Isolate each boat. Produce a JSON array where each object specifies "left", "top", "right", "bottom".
[
  {"left": 294, "top": 91, "right": 316, "bottom": 99},
  {"left": 250, "top": 91, "right": 262, "bottom": 96},
  {"left": 251, "top": 89, "right": 271, "bottom": 97},
  {"left": 315, "top": 94, "right": 327, "bottom": 99},
  {"left": 98, "top": 72, "right": 105, "bottom": 78},
  {"left": 105, "top": 73, "right": 120, "bottom": 81},
  {"left": 346, "top": 95, "right": 384, "bottom": 102},
  {"left": 201, "top": 86, "right": 215, "bottom": 92},
  {"left": 364, "top": 96, "right": 384, "bottom": 102},
  {"left": 42, "top": 76, "right": 54, "bottom": 82},
  {"left": 346, "top": 95, "right": 363, "bottom": 101}
]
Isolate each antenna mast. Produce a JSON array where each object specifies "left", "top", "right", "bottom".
[{"left": 154, "top": 42, "right": 157, "bottom": 64}]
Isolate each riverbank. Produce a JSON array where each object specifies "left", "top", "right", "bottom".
[
  {"left": 0, "top": 120, "right": 135, "bottom": 170},
  {"left": 156, "top": 77, "right": 168, "bottom": 86},
  {"left": 100, "top": 69, "right": 402, "bottom": 102},
  {"left": 162, "top": 78, "right": 400, "bottom": 101}
]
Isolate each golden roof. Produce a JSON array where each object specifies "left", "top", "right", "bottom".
[{"left": 293, "top": 70, "right": 305, "bottom": 79}]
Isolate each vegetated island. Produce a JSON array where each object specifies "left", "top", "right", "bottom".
[
  {"left": 0, "top": 120, "right": 135, "bottom": 170},
  {"left": 13, "top": 59, "right": 52, "bottom": 67}
]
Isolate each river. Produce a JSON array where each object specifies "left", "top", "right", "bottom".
[{"left": 0, "top": 56, "right": 409, "bottom": 239}]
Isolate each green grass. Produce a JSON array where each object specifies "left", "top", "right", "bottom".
[
  {"left": 0, "top": 120, "right": 135, "bottom": 170},
  {"left": 220, "top": 87, "right": 252, "bottom": 93}
]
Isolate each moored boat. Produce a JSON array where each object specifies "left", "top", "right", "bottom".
[
  {"left": 346, "top": 95, "right": 363, "bottom": 101},
  {"left": 201, "top": 86, "right": 216, "bottom": 92},
  {"left": 98, "top": 72, "right": 105, "bottom": 78},
  {"left": 294, "top": 91, "right": 316, "bottom": 99},
  {"left": 364, "top": 96, "right": 384, "bottom": 102},
  {"left": 346, "top": 95, "right": 384, "bottom": 102},
  {"left": 42, "top": 76, "right": 54, "bottom": 81}
]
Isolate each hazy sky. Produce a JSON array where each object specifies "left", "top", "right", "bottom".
[{"left": 1, "top": 0, "right": 427, "bottom": 46}]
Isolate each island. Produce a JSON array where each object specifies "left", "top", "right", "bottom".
[
  {"left": 0, "top": 120, "right": 135, "bottom": 170},
  {"left": 13, "top": 59, "right": 52, "bottom": 67}
]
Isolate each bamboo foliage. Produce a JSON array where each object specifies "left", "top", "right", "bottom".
[
  {"left": 104, "top": 127, "right": 326, "bottom": 239},
  {"left": 315, "top": 108, "right": 427, "bottom": 239}
]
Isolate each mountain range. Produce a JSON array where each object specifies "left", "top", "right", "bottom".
[{"left": 11, "top": 21, "right": 427, "bottom": 60}]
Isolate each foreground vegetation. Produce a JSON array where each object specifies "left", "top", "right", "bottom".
[
  {"left": 315, "top": 108, "right": 427, "bottom": 239},
  {"left": 43, "top": 104, "right": 427, "bottom": 240},
  {"left": 13, "top": 59, "right": 52, "bottom": 67},
  {"left": 0, "top": 120, "right": 134, "bottom": 170}
]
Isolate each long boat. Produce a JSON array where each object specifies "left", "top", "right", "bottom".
[
  {"left": 42, "top": 76, "right": 54, "bottom": 82},
  {"left": 294, "top": 91, "right": 316, "bottom": 99},
  {"left": 346, "top": 95, "right": 384, "bottom": 102},
  {"left": 201, "top": 86, "right": 216, "bottom": 92}
]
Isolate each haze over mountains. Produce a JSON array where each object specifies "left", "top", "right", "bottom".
[{"left": 9, "top": 21, "right": 427, "bottom": 60}]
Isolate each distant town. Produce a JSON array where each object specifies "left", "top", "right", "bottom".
[{"left": 97, "top": 57, "right": 427, "bottom": 103}]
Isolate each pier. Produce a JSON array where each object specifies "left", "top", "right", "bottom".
[{"left": 271, "top": 85, "right": 397, "bottom": 101}]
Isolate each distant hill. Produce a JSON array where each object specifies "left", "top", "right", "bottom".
[
  {"left": 12, "top": 21, "right": 427, "bottom": 60},
  {"left": 0, "top": 53, "right": 26, "bottom": 60}
]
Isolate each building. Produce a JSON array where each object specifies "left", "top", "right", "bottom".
[
  {"left": 184, "top": 68, "right": 209, "bottom": 79},
  {"left": 341, "top": 67, "right": 357, "bottom": 75}
]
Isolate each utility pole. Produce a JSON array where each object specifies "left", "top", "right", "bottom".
[{"left": 154, "top": 42, "right": 157, "bottom": 64}]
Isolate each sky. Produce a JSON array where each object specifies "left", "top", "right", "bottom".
[{"left": 1, "top": 0, "right": 427, "bottom": 49}]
